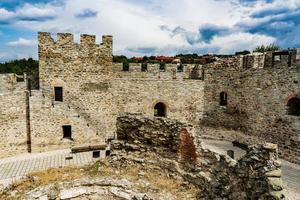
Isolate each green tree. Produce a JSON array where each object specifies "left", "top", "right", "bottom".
[
  {"left": 235, "top": 50, "right": 250, "bottom": 56},
  {"left": 0, "top": 58, "right": 39, "bottom": 89},
  {"left": 253, "top": 44, "right": 280, "bottom": 53}
]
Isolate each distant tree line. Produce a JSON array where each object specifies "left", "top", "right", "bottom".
[
  {"left": 253, "top": 43, "right": 280, "bottom": 53},
  {"left": 113, "top": 54, "right": 216, "bottom": 65},
  {"left": 0, "top": 58, "right": 39, "bottom": 89},
  {"left": 235, "top": 43, "right": 280, "bottom": 56}
]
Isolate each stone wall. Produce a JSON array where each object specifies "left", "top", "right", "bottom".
[
  {"left": 113, "top": 113, "right": 196, "bottom": 161},
  {"left": 112, "top": 114, "right": 285, "bottom": 200},
  {"left": 0, "top": 74, "right": 26, "bottom": 93},
  {"left": 0, "top": 33, "right": 204, "bottom": 157},
  {"left": 38, "top": 32, "right": 204, "bottom": 140},
  {"left": 0, "top": 88, "right": 99, "bottom": 157},
  {"left": 0, "top": 90, "right": 27, "bottom": 157},
  {"left": 30, "top": 90, "right": 100, "bottom": 153},
  {"left": 202, "top": 66, "right": 300, "bottom": 163},
  {"left": 1, "top": 32, "right": 299, "bottom": 165},
  {"left": 241, "top": 49, "right": 300, "bottom": 69}
]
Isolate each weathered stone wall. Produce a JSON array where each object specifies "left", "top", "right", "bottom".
[
  {"left": 0, "top": 90, "right": 27, "bottom": 157},
  {"left": 0, "top": 74, "right": 26, "bottom": 92},
  {"left": 30, "top": 90, "right": 101, "bottom": 153},
  {"left": 1, "top": 31, "right": 299, "bottom": 166},
  {"left": 197, "top": 143, "right": 284, "bottom": 199},
  {"left": 0, "top": 32, "right": 204, "bottom": 157},
  {"left": 38, "top": 32, "right": 204, "bottom": 141},
  {"left": 112, "top": 114, "right": 285, "bottom": 200},
  {"left": 113, "top": 114, "right": 196, "bottom": 161},
  {"left": 0, "top": 88, "right": 99, "bottom": 157},
  {"left": 0, "top": 74, "right": 17, "bottom": 92},
  {"left": 242, "top": 53, "right": 265, "bottom": 69},
  {"left": 242, "top": 49, "right": 300, "bottom": 69},
  {"left": 202, "top": 66, "right": 300, "bottom": 163}
]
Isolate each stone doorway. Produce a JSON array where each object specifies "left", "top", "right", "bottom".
[{"left": 154, "top": 102, "right": 166, "bottom": 117}]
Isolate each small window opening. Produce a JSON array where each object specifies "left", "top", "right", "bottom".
[
  {"left": 122, "top": 62, "right": 129, "bottom": 71},
  {"left": 141, "top": 63, "right": 148, "bottom": 72},
  {"left": 154, "top": 102, "right": 166, "bottom": 117},
  {"left": 274, "top": 55, "right": 281, "bottom": 61},
  {"left": 159, "top": 63, "right": 166, "bottom": 72},
  {"left": 92, "top": 151, "right": 100, "bottom": 158},
  {"left": 105, "top": 150, "right": 111, "bottom": 157},
  {"left": 220, "top": 92, "right": 228, "bottom": 106},
  {"left": 287, "top": 97, "right": 300, "bottom": 116},
  {"left": 16, "top": 76, "right": 24, "bottom": 82},
  {"left": 63, "top": 125, "right": 72, "bottom": 139},
  {"left": 177, "top": 64, "right": 184, "bottom": 72},
  {"left": 54, "top": 87, "right": 63, "bottom": 102}
]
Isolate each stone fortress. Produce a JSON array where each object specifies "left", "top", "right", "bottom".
[{"left": 0, "top": 32, "right": 299, "bottom": 164}]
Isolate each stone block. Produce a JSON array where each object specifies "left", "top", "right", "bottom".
[
  {"left": 267, "top": 177, "right": 284, "bottom": 191},
  {"left": 266, "top": 169, "right": 281, "bottom": 177}
]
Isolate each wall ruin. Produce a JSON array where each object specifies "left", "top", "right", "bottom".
[{"left": 112, "top": 114, "right": 285, "bottom": 200}]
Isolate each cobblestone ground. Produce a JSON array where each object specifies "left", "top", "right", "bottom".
[
  {"left": 201, "top": 139, "right": 300, "bottom": 200},
  {"left": 0, "top": 149, "right": 105, "bottom": 188}
]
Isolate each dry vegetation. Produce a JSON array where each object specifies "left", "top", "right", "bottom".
[{"left": 0, "top": 159, "right": 199, "bottom": 200}]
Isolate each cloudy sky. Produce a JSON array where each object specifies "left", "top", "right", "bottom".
[{"left": 0, "top": 0, "right": 300, "bottom": 62}]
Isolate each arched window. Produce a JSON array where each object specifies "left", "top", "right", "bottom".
[
  {"left": 220, "top": 92, "right": 228, "bottom": 106},
  {"left": 154, "top": 102, "right": 166, "bottom": 117},
  {"left": 287, "top": 97, "right": 300, "bottom": 116}
]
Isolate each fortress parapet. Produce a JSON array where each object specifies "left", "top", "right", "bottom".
[
  {"left": 241, "top": 49, "right": 300, "bottom": 69},
  {"left": 112, "top": 63, "right": 203, "bottom": 80},
  {"left": 38, "top": 32, "right": 113, "bottom": 90},
  {"left": 38, "top": 32, "right": 113, "bottom": 48}
]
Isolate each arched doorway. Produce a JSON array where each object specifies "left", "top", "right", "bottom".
[
  {"left": 287, "top": 97, "right": 300, "bottom": 116},
  {"left": 154, "top": 102, "right": 166, "bottom": 117}
]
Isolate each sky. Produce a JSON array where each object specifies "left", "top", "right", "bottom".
[{"left": 0, "top": 0, "right": 300, "bottom": 62}]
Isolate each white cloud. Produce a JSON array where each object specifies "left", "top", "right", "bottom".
[
  {"left": 209, "top": 32, "right": 276, "bottom": 53},
  {"left": 6, "top": 38, "right": 37, "bottom": 47},
  {"left": 0, "top": 3, "right": 57, "bottom": 23},
  {"left": 0, "top": 8, "right": 14, "bottom": 20},
  {"left": 16, "top": 3, "right": 57, "bottom": 20},
  {"left": 1, "top": 0, "right": 295, "bottom": 58},
  {"left": 0, "top": 52, "right": 7, "bottom": 58}
]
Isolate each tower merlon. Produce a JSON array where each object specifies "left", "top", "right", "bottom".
[
  {"left": 102, "top": 35, "right": 113, "bottom": 48},
  {"left": 38, "top": 32, "right": 54, "bottom": 45},
  {"left": 57, "top": 33, "right": 74, "bottom": 45},
  {"left": 80, "top": 34, "right": 96, "bottom": 45}
]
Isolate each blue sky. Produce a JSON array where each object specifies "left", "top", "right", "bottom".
[{"left": 0, "top": 0, "right": 300, "bottom": 62}]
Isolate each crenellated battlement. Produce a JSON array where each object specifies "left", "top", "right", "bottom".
[
  {"left": 38, "top": 32, "right": 114, "bottom": 90},
  {"left": 57, "top": 33, "right": 74, "bottom": 45},
  {"left": 111, "top": 63, "right": 204, "bottom": 80},
  {"left": 38, "top": 32, "right": 113, "bottom": 49}
]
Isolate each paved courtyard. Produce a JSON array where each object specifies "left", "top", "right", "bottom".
[
  {"left": 0, "top": 149, "right": 105, "bottom": 188},
  {"left": 202, "top": 139, "right": 300, "bottom": 200}
]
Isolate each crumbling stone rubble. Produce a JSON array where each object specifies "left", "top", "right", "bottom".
[{"left": 112, "top": 114, "right": 285, "bottom": 200}]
